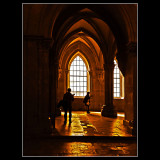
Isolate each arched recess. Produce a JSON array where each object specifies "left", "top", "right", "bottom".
[
  {"left": 56, "top": 16, "right": 106, "bottom": 49},
  {"left": 56, "top": 27, "right": 106, "bottom": 61},
  {"left": 59, "top": 38, "right": 101, "bottom": 71},
  {"left": 57, "top": 35, "right": 105, "bottom": 110},
  {"left": 58, "top": 42, "right": 96, "bottom": 96},
  {"left": 67, "top": 52, "right": 90, "bottom": 96},
  {"left": 58, "top": 31, "right": 101, "bottom": 62}
]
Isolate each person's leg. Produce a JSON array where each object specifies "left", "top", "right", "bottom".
[
  {"left": 69, "top": 107, "right": 72, "bottom": 123},
  {"left": 64, "top": 108, "right": 67, "bottom": 124},
  {"left": 87, "top": 105, "right": 90, "bottom": 113},
  {"left": 85, "top": 103, "right": 88, "bottom": 113}
]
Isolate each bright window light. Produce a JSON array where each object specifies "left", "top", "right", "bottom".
[
  {"left": 113, "top": 60, "right": 121, "bottom": 98},
  {"left": 70, "top": 56, "right": 87, "bottom": 96}
]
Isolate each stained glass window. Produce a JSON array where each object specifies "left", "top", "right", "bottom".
[{"left": 69, "top": 56, "right": 87, "bottom": 96}]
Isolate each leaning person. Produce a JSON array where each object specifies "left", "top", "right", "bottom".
[{"left": 83, "top": 92, "right": 90, "bottom": 113}]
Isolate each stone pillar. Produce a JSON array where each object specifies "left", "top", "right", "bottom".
[
  {"left": 89, "top": 71, "right": 92, "bottom": 92},
  {"left": 101, "top": 60, "right": 117, "bottom": 117},
  {"left": 37, "top": 38, "right": 51, "bottom": 134},
  {"left": 49, "top": 47, "right": 59, "bottom": 129},
  {"left": 129, "top": 43, "right": 137, "bottom": 136},
  {"left": 23, "top": 35, "right": 52, "bottom": 136},
  {"left": 123, "top": 42, "right": 137, "bottom": 136},
  {"left": 57, "top": 67, "right": 64, "bottom": 101},
  {"left": 65, "top": 69, "right": 69, "bottom": 92}
]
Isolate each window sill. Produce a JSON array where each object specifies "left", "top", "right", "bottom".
[
  {"left": 114, "top": 97, "right": 124, "bottom": 100},
  {"left": 74, "top": 96, "right": 85, "bottom": 98}
]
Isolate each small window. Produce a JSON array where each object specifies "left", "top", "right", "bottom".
[{"left": 113, "top": 60, "right": 124, "bottom": 99}]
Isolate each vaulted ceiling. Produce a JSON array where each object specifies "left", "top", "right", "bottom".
[
  {"left": 23, "top": 4, "right": 137, "bottom": 75},
  {"left": 23, "top": 4, "right": 137, "bottom": 43}
]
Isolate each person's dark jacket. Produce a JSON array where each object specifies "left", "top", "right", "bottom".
[
  {"left": 83, "top": 94, "right": 90, "bottom": 103},
  {"left": 63, "top": 92, "right": 74, "bottom": 109}
]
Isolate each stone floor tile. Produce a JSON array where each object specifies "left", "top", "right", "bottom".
[
  {"left": 23, "top": 111, "right": 137, "bottom": 157},
  {"left": 54, "top": 111, "right": 133, "bottom": 137}
]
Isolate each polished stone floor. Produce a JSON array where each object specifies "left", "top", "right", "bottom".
[
  {"left": 23, "top": 111, "right": 137, "bottom": 157},
  {"left": 54, "top": 111, "right": 133, "bottom": 137},
  {"left": 23, "top": 137, "right": 137, "bottom": 157}
]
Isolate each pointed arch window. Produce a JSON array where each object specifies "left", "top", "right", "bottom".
[
  {"left": 113, "top": 59, "right": 124, "bottom": 99},
  {"left": 69, "top": 55, "right": 88, "bottom": 97}
]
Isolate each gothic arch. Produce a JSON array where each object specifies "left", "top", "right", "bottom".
[
  {"left": 58, "top": 31, "right": 102, "bottom": 62},
  {"left": 56, "top": 27, "right": 104, "bottom": 59},
  {"left": 60, "top": 41, "right": 98, "bottom": 73}
]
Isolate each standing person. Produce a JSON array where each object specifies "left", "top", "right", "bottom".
[
  {"left": 63, "top": 88, "right": 74, "bottom": 124},
  {"left": 83, "top": 92, "right": 90, "bottom": 113}
]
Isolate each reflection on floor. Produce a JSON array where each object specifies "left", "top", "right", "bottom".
[
  {"left": 23, "top": 111, "right": 137, "bottom": 156},
  {"left": 54, "top": 111, "right": 132, "bottom": 137},
  {"left": 23, "top": 136, "right": 137, "bottom": 156}
]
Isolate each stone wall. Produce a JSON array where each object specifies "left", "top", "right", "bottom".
[{"left": 23, "top": 37, "right": 50, "bottom": 135}]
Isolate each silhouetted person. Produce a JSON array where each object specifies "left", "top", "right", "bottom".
[
  {"left": 63, "top": 88, "right": 74, "bottom": 124},
  {"left": 83, "top": 92, "right": 90, "bottom": 113}
]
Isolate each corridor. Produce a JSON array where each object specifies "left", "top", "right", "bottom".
[
  {"left": 23, "top": 111, "right": 137, "bottom": 157},
  {"left": 53, "top": 111, "right": 133, "bottom": 137},
  {"left": 22, "top": 3, "right": 139, "bottom": 157}
]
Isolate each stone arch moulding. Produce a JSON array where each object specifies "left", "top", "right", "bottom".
[
  {"left": 24, "top": 4, "right": 136, "bottom": 47},
  {"left": 67, "top": 51, "right": 91, "bottom": 93},
  {"left": 57, "top": 48, "right": 93, "bottom": 96},
  {"left": 58, "top": 32, "right": 101, "bottom": 63},
  {"left": 59, "top": 41, "right": 100, "bottom": 73},
  {"left": 56, "top": 27, "right": 106, "bottom": 62},
  {"left": 67, "top": 51, "right": 90, "bottom": 72},
  {"left": 54, "top": 16, "right": 106, "bottom": 47},
  {"left": 51, "top": 4, "right": 136, "bottom": 44},
  {"left": 51, "top": 5, "right": 101, "bottom": 40}
]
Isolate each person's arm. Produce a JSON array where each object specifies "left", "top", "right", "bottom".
[{"left": 71, "top": 94, "right": 74, "bottom": 101}]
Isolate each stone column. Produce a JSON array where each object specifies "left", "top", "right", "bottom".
[
  {"left": 123, "top": 42, "right": 137, "bottom": 136},
  {"left": 65, "top": 69, "right": 69, "bottom": 92},
  {"left": 49, "top": 46, "right": 58, "bottom": 129},
  {"left": 128, "top": 43, "right": 137, "bottom": 136},
  {"left": 37, "top": 38, "right": 51, "bottom": 134},
  {"left": 23, "top": 35, "right": 52, "bottom": 136},
  {"left": 101, "top": 61, "right": 117, "bottom": 117}
]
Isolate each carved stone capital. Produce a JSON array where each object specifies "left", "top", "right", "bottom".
[
  {"left": 58, "top": 68, "right": 62, "bottom": 80},
  {"left": 96, "top": 69, "right": 104, "bottom": 81}
]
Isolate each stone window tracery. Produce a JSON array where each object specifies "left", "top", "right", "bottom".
[
  {"left": 69, "top": 56, "right": 87, "bottom": 97},
  {"left": 113, "top": 59, "right": 124, "bottom": 99}
]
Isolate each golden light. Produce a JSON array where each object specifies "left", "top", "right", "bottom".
[{"left": 117, "top": 112, "right": 125, "bottom": 117}]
